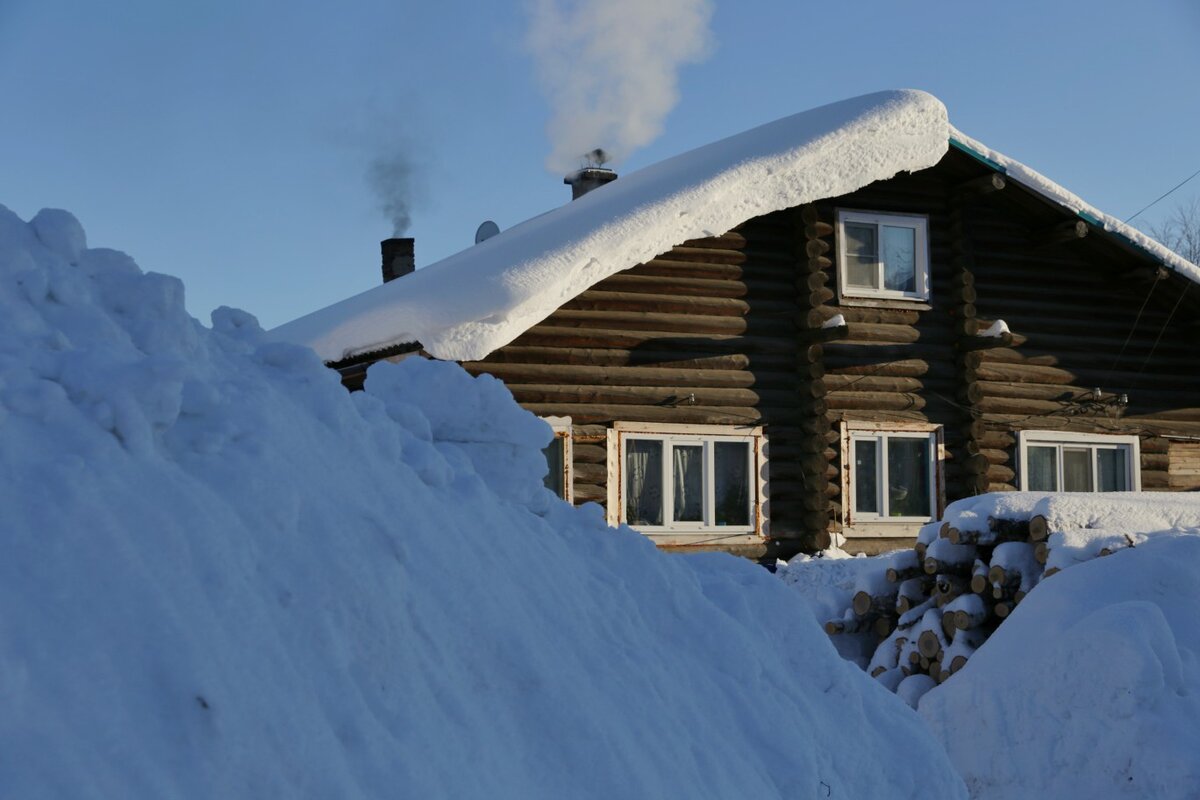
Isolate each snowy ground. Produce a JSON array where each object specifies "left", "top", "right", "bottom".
[{"left": 0, "top": 203, "right": 965, "bottom": 798}]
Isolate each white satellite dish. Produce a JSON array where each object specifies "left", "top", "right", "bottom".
[{"left": 475, "top": 220, "right": 500, "bottom": 244}]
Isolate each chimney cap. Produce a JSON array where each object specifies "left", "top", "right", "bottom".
[{"left": 564, "top": 167, "right": 618, "bottom": 200}]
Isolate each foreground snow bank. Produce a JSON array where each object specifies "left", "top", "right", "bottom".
[
  {"left": 0, "top": 204, "right": 965, "bottom": 798},
  {"left": 920, "top": 534, "right": 1200, "bottom": 799}
]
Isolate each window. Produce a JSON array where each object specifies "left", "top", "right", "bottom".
[
  {"left": 541, "top": 416, "right": 573, "bottom": 502},
  {"left": 607, "top": 423, "right": 766, "bottom": 538},
  {"left": 842, "top": 423, "right": 943, "bottom": 532},
  {"left": 837, "top": 209, "right": 930, "bottom": 301},
  {"left": 1016, "top": 431, "right": 1140, "bottom": 492}
]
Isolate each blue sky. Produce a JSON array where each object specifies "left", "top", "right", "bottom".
[{"left": 2, "top": 0, "right": 1198, "bottom": 329}]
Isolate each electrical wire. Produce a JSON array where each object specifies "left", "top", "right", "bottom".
[{"left": 1125, "top": 167, "right": 1200, "bottom": 223}]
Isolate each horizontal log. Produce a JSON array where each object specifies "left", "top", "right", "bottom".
[
  {"left": 506, "top": 383, "right": 800, "bottom": 408},
  {"left": 521, "top": 403, "right": 767, "bottom": 426},
  {"left": 572, "top": 482, "right": 606, "bottom": 504},
  {"left": 464, "top": 361, "right": 799, "bottom": 391},
  {"left": 514, "top": 325, "right": 799, "bottom": 353},
  {"left": 567, "top": 289, "right": 802, "bottom": 318},
  {"left": 486, "top": 346, "right": 791, "bottom": 371},
  {"left": 573, "top": 462, "right": 607, "bottom": 485},
  {"left": 826, "top": 391, "right": 926, "bottom": 412},
  {"left": 572, "top": 444, "right": 607, "bottom": 464},
  {"left": 594, "top": 272, "right": 791, "bottom": 299},
  {"left": 824, "top": 375, "right": 926, "bottom": 394},
  {"left": 539, "top": 309, "right": 799, "bottom": 337},
  {"left": 820, "top": 305, "right": 923, "bottom": 326}
]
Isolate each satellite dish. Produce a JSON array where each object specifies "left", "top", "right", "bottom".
[{"left": 475, "top": 220, "right": 500, "bottom": 244}]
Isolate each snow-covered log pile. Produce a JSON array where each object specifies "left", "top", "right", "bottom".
[{"left": 823, "top": 492, "right": 1200, "bottom": 706}]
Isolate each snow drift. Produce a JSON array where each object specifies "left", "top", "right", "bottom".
[
  {"left": 0, "top": 203, "right": 966, "bottom": 798},
  {"left": 920, "top": 533, "right": 1200, "bottom": 799}
]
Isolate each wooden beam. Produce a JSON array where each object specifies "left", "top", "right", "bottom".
[{"left": 1033, "top": 219, "right": 1089, "bottom": 248}]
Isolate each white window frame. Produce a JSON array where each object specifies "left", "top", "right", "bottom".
[
  {"left": 836, "top": 209, "right": 930, "bottom": 302},
  {"left": 542, "top": 416, "right": 573, "bottom": 503},
  {"left": 1015, "top": 430, "right": 1140, "bottom": 492},
  {"left": 606, "top": 422, "right": 768, "bottom": 544},
  {"left": 841, "top": 421, "right": 944, "bottom": 537}
]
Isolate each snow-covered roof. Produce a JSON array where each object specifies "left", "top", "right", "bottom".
[{"left": 269, "top": 89, "right": 1200, "bottom": 364}]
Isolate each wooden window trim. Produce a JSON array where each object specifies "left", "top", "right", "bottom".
[
  {"left": 836, "top": 208, "right": 931, "bottom": 304},
  {"left": 840, "top": 421, "right": 945, "bottom": 538},
  {"left": 1015, "top": 430, "right": 1141, "bottom": 492},
  {"left": 542, "top": 415, "right": 573, "bottom": 504},
  {"left": 606, "top": 422, "right": 768, "bottom": 543}
]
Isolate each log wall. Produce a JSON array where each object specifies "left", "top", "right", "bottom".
[
  {"left": 415, "top": 148, "right": 1200, "bottom": 558},
  {"left": 465, "top": 212, "right": 824, "bottom": 555}
]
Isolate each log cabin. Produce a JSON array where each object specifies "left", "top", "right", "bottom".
[{"left": 271, "top": 90, "right": 1200, "bottom": 560}]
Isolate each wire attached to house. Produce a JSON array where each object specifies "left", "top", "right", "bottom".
[{"left": 1102, "top": 271, "right": 1162, "bottom": 386}]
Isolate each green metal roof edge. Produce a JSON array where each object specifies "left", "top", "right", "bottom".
[
  {"left": 949, "top": 137, "right": 1177, "bottom": 273},
  {"left": 949, "top": 137, "right": 1006, "bottom": 174}
]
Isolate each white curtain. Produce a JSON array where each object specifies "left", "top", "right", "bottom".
[
  {"left": 673, "top": 445, "right": 703, "bottom": 522},
  {"left": 625, "top": 440, "right": 662, "bottom": 525}
]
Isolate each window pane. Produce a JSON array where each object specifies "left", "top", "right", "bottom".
[
  {"left": 625, "top": 440, "right": 663, "bottom": 525},
  {"left": 1097, "top": 448, "right": 1128, "bottom": 491},
  {"left": 844, "top": 223, "right": 877, "bottom": 257},
  {"left": 542, "top": 437, "right": 565, "bottom": 498},
  {"left": 1027, "top": 446, "right": 1057, "bottom": 491},
  {"left": 1063, "top": 447, "right": 1094, "bottom": 492},
  {"left": 673, "top": 444, "right": 704, "bottom": 522},
  {"left": 854, "top": 439, "right": 879, "bottom": 514},
  {"left": 714, "top": 442, "right": 751, "bottom": 526},
  {"left": 887, "top": 436, "right": 931, "bottom": 518},
  {"left": 844, "top": 255, "right": 879, "bottom": 289},
  {"left": 881, "top": 225, "right": 916, "bottom": 293}
]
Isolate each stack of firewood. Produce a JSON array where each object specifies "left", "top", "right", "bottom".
[{"left": 824, "top": 513, "right": 1072, "bottom": 695}]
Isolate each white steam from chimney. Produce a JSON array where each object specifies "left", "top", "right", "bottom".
[{"left": 525, "top": 0, "right": 714, "bottom": 175}]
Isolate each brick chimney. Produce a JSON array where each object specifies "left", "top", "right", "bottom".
[
  {"left": 381, "top": 237, "right": 414, "bottom": 283},
  {"left": 564, "top": 167, "right": 617, "bottom": 200}
]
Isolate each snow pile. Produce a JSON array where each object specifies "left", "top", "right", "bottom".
[
  {"left": 0, "top": 204, "right": 966, "bottom": 798},
  {"left": 270, "top": 90, "right": 950, "bottom": 362},
  {"left": 921, "top": 533, "right": 1200, "bottom": 799}
]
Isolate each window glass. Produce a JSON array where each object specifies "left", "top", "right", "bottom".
[
  {"left": 854, "top": 439, "right": 879, "bottom": 514},
  {"left": 843, "top": 223, "right": 878, "bottom": 289},
  {"left": 542, "top": 437, "right": 565, "bottom": 498},
  {"left": 881, "top": 225, "right": 916, "bottom": 293},
  {"left": 1027, "top": 446, "right": 1057, "bottom": 491},
  {"left": 672, "top": 444, "right": 704, "bottom": 522},
  {"left": 1097, "top": 448, "right": 1128, "bottom": 491},
  {"left": 887, "top": 436, "right": 930, "bottom": 517},
  {"left": 625, "top": 440, "right": 663, "bottom": 525},
  {"left": 1062, "top": 447, "right": 1094, "bottom": 492},
  {"left": 714, "top": 441, "right": 750, "bottom": 526}
]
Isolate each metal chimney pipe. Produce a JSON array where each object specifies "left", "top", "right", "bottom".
[
  {"left": 381, "top": 237, "right": 415, "bottom": 283},
  {"left": 564, "top": 167, "right": 617, "bottom": 200}
]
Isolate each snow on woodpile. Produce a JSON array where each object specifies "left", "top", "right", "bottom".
[
  {"left": 270, "top": 89, "right": 950, "bottom": 362},
  {"left": 0, "top": 204, "right": 967, "bottom": 798},
  {"left": 920, "top": 532, "right": 1200, "bottom": 799}
]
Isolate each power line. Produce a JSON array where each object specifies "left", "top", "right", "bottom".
[{"left": 1125, "top": 166, "right": 1200, "bottom": 223}]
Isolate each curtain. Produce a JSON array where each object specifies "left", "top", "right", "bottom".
[
  {"left": 854, "top": 439, "right": 879, "bottom": 514},
  {"left": 625, "top": 440, "right": 663, "bottom": 525},
  {"left": 1062, "top": 447, "right": 1094, "bottom": 492},
  {"left": 673, "top": 445, "right": 703, "bottom": 522},
  {"left": 1026, "top": 446, "right": 1057, "bottom": 491},
  {"left": 1097, "top": 448, "right": 1128, "bottom": 491},
  {"left": 882, "top": 225, "right": 916, "bottom": 292}
]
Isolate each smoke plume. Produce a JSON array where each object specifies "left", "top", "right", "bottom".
[
  {"left": 525, "top": 0, "right": 714, "bottom": 175},
  {"left": 367, "top": 149, "right": 414, "bottom": 237}
]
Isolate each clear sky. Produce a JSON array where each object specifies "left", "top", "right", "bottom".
[{"left": 2, "top": 0, "right": 1198, "bottom": 330}]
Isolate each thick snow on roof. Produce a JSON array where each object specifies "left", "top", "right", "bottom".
[
  {"left": 271, "top": 89, "right": 950, "bottom": 362},
  {"left": 270, "top": 90, "right": 1199, "bottom": 364}
]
